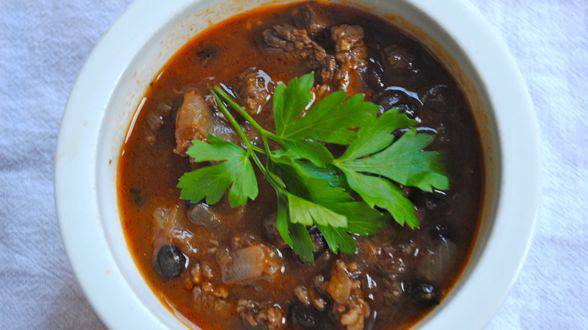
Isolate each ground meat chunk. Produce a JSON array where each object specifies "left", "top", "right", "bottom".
[
  {"left": 174, "top": 91, "right": 214, "bottom": 155},
  {"left": 263, "top": 24, "right": 327, "bottom": 67},
  {"left": 192, "top": 285, "right": 231, "bottom": 314},
  {"left": 238, "top": 300, "right": 286, "bottom": 329},
  {"left": 238, "top": 68, "right": 273, "bottom": 115},
  {"left": 327, "top": 265, "right": 353, "bottom": 304},
  {"left": 292, "top": 5, "right": 327, "bottom": 36},
  {"left": 339, "top": 297, "right": 370, "bottom": 330},
  {"left": 326, "top": 260, "right": 371, "bottom": 330},
  {"left": 294, "top": 285, "right": 312, "bottom": 306}
]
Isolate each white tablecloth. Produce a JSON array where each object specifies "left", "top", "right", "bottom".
[{"left": 0, "top": 0, "right": 586, "bottom": 328}]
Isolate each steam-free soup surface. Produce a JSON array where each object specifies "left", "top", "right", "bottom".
[{"left": 118, "top": 2, "right": 483, "bottom": 329}]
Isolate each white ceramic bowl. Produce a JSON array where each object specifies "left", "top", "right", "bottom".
[{"left": 55, "top": 0, "right": 540, "bottom": 329}]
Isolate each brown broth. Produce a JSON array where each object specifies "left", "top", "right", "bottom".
[{"left": 118, "top": 2, "right": 484, "bottom": 329}]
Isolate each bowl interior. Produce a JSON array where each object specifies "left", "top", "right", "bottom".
[{"left": 95, "top": 0, "right": 499, "bottom": 328}]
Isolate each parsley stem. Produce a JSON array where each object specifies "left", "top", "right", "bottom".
[
  {"left": 213, "top": 86, "right": 280, "bottom": 140},
  {"left": 212, "top": 91, "right": 257, "bottom": 154},
  {"left": 212, "top": 90, "right": 274, "bottom": 183}
]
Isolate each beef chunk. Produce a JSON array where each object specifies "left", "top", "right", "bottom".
[
  {"left": 174, "top": 91, "right": 214, "bottom": 155},
  {"left": 174, "top": 90, "right": 238, "bottom": 155},
  {"left": 238, "top": 68, "right": 273, "bottom": 115},
  {"left": 263, "top": 24, "right": 327, "bottom": 67},
  {"left": 292, "top": 5, "right": 327, "bottom": 36},
  {"left": 332, "top": 25, "right": 368, "bottom": 71},
  {"left": 328, "top": 25, "right": 368, "bottom": 93},
  {"left": 311, "top": 25, "right": 369, "bottom": 96},
  {"left": 263, "top": 23, "right": 368, "bottom": 96}
]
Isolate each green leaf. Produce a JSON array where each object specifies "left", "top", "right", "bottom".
[
  {"left": 340, "top": 129, "right": 449, "bottom": 192},
  {"left": 339, "top": 109, "right": 416, "bottom": 162},
  {"left": 287, "top": 193, "right": 348, "bottom": 228},
  {"left": 178, "top": 165, "right": 233, "bottom": 205},
  {"left": 290, "top": 223, "right": 315, "bottom": 263},
  {"left": 340, "top": 169, "right": 419, "bottom": 228},
  {"left": 270, "top": 154, "right": 350, "bottom": 204},
  {"left": 281, "top": 92, "right": 378, "bottom": 145},
  {"left": 275, "top": 194, "right": 315, "bottom": 263},
  {"left": 277, "top": 138, "right": 334, "bottom": 168},
  {"left": 178, "top": 136, "right": 258, "bottom": 207},
  {"left": 275, "top": 195, "right": 292, "bottom": 246},
  {"left": 274, "top": 73, "right": 314, "bottom": 135},
  {"left": 325, "top": 201, "right": 390, "bottom": 235},
  {"left": 318, "top": 225, "right": 356, "bottom": 255},
  {"left": 186, "top": 135, "right": 242, "bottom": 162}
]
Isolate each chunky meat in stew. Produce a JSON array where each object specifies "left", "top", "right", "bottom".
[{"left": 118, "top": 2, "right": 484, "bottom": 329}]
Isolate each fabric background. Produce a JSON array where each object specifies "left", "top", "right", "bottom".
[{"left": 0, "top": 0, "right": 586, "bottom": 329}]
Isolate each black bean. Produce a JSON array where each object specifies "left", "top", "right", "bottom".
[
  {"left": 262, "top": 213, "right": 281, "bottom": 244},
  {"left": 374, "top": 90, "right": 421, "bottom": 119},
  {"left": 423, "top": 84, "right": 456, "bottom": 113},
  {"left": 410, "top": 280, "right": 440, "bottom": 306},
  {"left": 382, "top": 44, "right": 419, "bottom": 78},
  {"left": 317, "top": 318, "right": 337, "bottom": 330},
  {"left": 154, "top": 245, "right": 186, "bottom": 280},
  {"left": 430, "top": 222, "right": 457, "bottom": 242},
  {"left": 366, "top": 57, "right": 385, "bottom": 90},
  {"left": 375, "top": 90, "right": 402, "bottom": 111},
  {"left": 395, "top": 103, "right": 419, "bottom": 119},
  {"left": 129, "top": 187, "right": 145, "bottom": 207},
  {"left": 309, "top": 226, "right": 327, "bottom": 256},
  {"left": 196, "top": 46, "right": 218, "bottom": 64},
  {"left": 291, "top": 303, "right": 320, "bottom": 328}
]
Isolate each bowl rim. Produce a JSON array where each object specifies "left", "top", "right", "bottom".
[{"left": 55, "top": 0, "right": 540, "bottom": 328}]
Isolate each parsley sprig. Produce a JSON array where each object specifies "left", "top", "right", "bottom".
[{"left": 177, "top": 73, "right": 449, "bottom": 262}]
